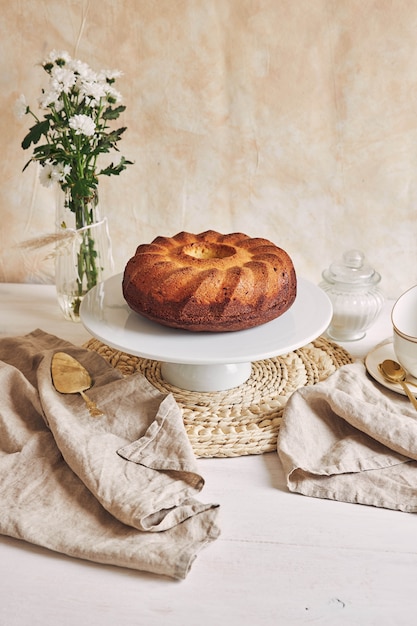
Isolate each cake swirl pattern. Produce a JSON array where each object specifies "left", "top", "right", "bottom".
[{"left": 122, "top": 230, "right": 297, "bottom": 332}]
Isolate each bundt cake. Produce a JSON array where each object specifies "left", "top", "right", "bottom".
[{"left": 122, "top": 230, "right": 297, "bottom": 332}]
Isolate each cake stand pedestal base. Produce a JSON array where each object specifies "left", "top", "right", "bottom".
[{"left": 161, "top": 361, "right": 252, "bottom": 392}]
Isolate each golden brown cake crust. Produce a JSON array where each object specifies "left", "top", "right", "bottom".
[{"left": 122, "top": 230, "right": 297, "bottom": 332}]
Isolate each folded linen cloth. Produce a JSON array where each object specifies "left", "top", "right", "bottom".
[
  {"left": 0, "top": 329, "right": 220, "bottom": 579},
  {"left": 277, "top": 360, "right": 417, "bottom": 512}
]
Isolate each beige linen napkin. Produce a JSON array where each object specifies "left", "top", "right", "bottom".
[
  {"left": 277, "top": 360, "right": 417, "bottom": 511},
  {"left": 0, "top": 329, "right": 220, "bottom": 579}
]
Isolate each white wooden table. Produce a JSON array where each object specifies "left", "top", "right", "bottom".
[{"left": 1, "top": 283, "right": 415, "bottom": 626}]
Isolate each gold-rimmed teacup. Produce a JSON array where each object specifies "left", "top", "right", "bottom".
[{"left": 392, "top": 285, "right": 417, "bottom": 379}]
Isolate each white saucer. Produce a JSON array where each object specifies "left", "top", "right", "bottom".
[{"left": 365, "top": 341, "right": 417, "bottom": 397}]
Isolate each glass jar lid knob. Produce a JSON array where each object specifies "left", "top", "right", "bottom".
[
  {"left": 342, "top": 249, "right": 364, "bottom": 269},
  {"left": 322, "top": 249, "right": 381, "bottom": 285}
]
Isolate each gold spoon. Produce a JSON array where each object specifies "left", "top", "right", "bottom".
[
  {"left": 378, "top": 359, "right": 417, "bottom": 410},
  {"left": 51, "top": 352, "right": 104, "bottom": 417}
]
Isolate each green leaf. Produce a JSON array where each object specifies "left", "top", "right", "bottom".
[
  {"left": 102, "top": 105, "right": 126, "bottom": 120},
  {"left": 91, "top": 127, "right": 127, "bottom": 156},
  {"left": 71, "top": 178, "right": 98, "bottom": 201},
  {"left": 32, "top": 144, "right": 56, "bottom": 159},
  {"left": 21, "top": 120, "right": 50, "bottom": 150},
  {"left": 22, "top": 158, "right": 33, "bottom": 173},
  {"left": 98, "top": 156, "right": 133, "bottom": 177}
]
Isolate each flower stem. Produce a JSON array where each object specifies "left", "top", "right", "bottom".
[{"left": 70, "top": 191, "right": 100, "bottom": 301}]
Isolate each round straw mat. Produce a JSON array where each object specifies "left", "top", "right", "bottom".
[{"left": 84, "top": 336, "right": 353, "bottom": 458}]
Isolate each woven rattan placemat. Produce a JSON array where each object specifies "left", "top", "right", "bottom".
[{"left": 84, "top": 336, "right": 353, "bottom": 458}]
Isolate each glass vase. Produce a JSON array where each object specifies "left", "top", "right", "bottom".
[{"left": 55, "top": 189, "right": 114, "bottom": 322}]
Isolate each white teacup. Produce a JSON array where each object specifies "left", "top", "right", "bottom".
[{"left": 392, "top": 285, "right": 417, "bottom": 378}]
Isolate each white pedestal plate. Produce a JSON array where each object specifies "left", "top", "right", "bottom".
[{"left": 80, "top": 274, "right": 332, "bottom": 392}]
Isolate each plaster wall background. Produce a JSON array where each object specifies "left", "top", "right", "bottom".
[{"left": 1, "top": 0, "right": 417, "bottom": 299}]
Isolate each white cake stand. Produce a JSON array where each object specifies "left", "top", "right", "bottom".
[{"left": 80, "top": 274, "right": 332, "bottom": 392}]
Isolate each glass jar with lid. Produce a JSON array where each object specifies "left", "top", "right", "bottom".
[{"left": 320, "top": 250, "right": 384, "bottom": 341}]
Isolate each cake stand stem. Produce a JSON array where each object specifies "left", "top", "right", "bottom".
[{"left": 160, "top": 361, "right": 252, "bottom": 392}]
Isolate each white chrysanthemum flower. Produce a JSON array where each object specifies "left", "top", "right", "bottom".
[
  {"left": 78, "top": 78, "right": 107, "bottom": 104},
  {"left": 69, "top": 114, "right": 96, "bottom": 137},
  {"left": 38, "top": 89, "right": 61, "bottom": 109},
  {"left": 98, "top": 69, "right": 123, "bottom": 82},
  {"left": 105, "top": 86, "right": 122, "bottom": 104},
  {"left": 14, "top": 94, "right": 28, "bottom": 119},
  {"left": 39, "top": 161, "right": 71, "bottom": 187},
  {"left": 39, "top": 161, "right": 56, "bottom": 187},
  {"left": 54, "top": 99, "right": 64, "bottom": 112},
  {"left": 43, "top": 50, "right": 72, "bottom": 66},
  {"left": 56, "top": 162, "right": 71, "bottom": 182},
  {"left": 69, "top": 59, "right": 97, "bottom": 82},
  {"left": 51, "top": 67, "right": 77, "bottom": 94}
]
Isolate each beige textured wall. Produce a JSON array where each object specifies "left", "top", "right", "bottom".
[{"left": 1, "top": 0, "right": 417, "bottom": 298}]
